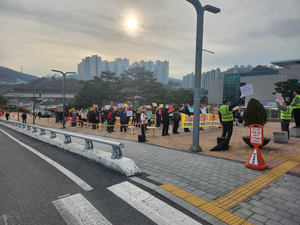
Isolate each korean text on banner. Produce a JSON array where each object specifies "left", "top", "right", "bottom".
[
  {"left": 152, "top": 103, "right": 157, "bottom": 107},
  {"left": 240, "top": 83, "right": 254, "bottom": 97},
  {"left": 118, "top": 103, "right": 124, "bottom": 108},
  {"left": 105, "top": 105, "right": 110, "bottom": 109}
]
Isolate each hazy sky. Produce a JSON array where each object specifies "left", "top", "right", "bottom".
[{"left": 0, "top": 0, "right": 299, "bottom": 79}]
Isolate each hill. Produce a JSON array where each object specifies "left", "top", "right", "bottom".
[
  {"left": 0, "top": 66, "right": 39, "bottom": 84},
  {"left": 169, "top": 77, "right": 182, "bottom": 83}
]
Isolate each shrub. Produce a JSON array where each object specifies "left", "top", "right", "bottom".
[
  {"left": 242, "top": 98, "right": 267, "bottom": 127},
  {"left": 18, "top": 107, "right": 30, "bottom": 113}
]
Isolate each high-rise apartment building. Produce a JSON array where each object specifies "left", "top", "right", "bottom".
[
  {"left": 78, "top": 56, "right": 169, "bottom": 84},
  {"left": 182, "top": 72, "right": 195, "bottom": 90}
]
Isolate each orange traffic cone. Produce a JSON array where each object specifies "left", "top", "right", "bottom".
[{"left": 245, "top": 147, "right": 268, "bottom": 171}]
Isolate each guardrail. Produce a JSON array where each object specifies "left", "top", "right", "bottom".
[{"left": 1, "top": 120, "right": 123, "bottom": 159}]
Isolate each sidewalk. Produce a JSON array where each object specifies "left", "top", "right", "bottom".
[{"left": 3, "top": 113, "right": 300, "bottom": 224}]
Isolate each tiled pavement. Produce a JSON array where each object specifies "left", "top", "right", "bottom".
[{"left": 3, "top": 113, "right": 300, "bottom": 225}]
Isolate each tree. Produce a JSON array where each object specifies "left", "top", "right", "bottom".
[
  {"left": 273, "top": 79, "right": 300, "bottom": 101},
  {"left": 120, "top": 66, "right": 165, "bottom": 105},
  {"left": 200, "top": 95, "right": 208, "bottom": 105}
]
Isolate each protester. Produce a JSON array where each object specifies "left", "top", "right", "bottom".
[
  {"left": 107, "top": 108, "right": 114, "bottom": 133},
  {"left": 199, "top": 105, "right": 205, "bottom": 130},
  {"left": 162, "top": 104, "right": 170, "bottom": 136},
  {"left": 276, "top": 100, "right": 292, "bottom": 139},
  {"left": 291, "top": 89, "right": 300, "bottom": 128},
  {"left": 218, "top": 96, "right": 243, "bottom": 147},
  {"left": 119, "top": 107, "right": 127, "bottom": 133},
  {"left": 21, "top": 112, "right": 27, "bottom": 123},
  {"left": 140, "top": 109, "right": 147, "bottom": 136},
  {"left": 80, "top": 109, "right": 87, "bottom": 127},
  {"left": 207, "top": 104, "right": 214, "bottom": 129},
  {"left": 183, "top": 103, "right": 191, "bottom": 132},
  {"left": 156, "top": 106, "right": 162, "bottom": 127},
  {"left": 173, "top": 105, "right": 180, "bottom": 134}
]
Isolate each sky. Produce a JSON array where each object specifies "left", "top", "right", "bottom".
[{"left": 0, "top": 0, "right": 299, "bottom": 80}]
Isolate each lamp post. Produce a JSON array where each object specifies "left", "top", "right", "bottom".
[
  {"left": 51, "top": 70, "right": 76, "bottom": 128},
  {"left": 33, "top": 88, "right": 35, "bottom": 124},
  {"left": 186, "top": 0, "right": 220, "bottom": 152},
  {"left": 13, "top": 94, "right": 22, "bottom": 121}
]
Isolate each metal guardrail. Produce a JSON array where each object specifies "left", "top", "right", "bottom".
[{"left": 0, "top": 120, "right": 123, "bottom": 159}]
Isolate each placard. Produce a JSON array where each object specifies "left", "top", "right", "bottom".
[
  {"left": 134, "top": 103, "right": 139, "bottom": 108},
  {"left": 126, "top": 111, "right": 133, "bottom": 117},
  {"left": 147, "top": 111, "right": 152, "bottom": 119},
  {"left": 110, "top": 101, "right": 113, "bottom": 106},
  {"left": 105, "top": 105, "right": 110, "bottom": 109},
  {"left": 250, "top": 127, "right": 262, "bottom": 145},
  {"left": 240, "top": 84, "right": 254, "bottom": 97},
  {"left": 118, "top": 103, "right": 124, "bottom": 108},
  {"left": 152, "top": 103, "right": 157, "bottom": 107},
  {"left": 93, "top": 104, "right": 98, "bottom": 108},
  {"left": 276, "top": 93, "right": 283, "bottom": 102}
]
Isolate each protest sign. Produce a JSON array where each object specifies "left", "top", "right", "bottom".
[
  {"left": 105, "top": 105, "right": 110, "bottom": 109},
  {"left": 276, "top": 93, "right": 283, "bottom": 102},
  {"left": 89, "top": 107, "right": 95, "bottom": 111},
  {"left": 134, "top": 103, "right": 139, "bottom": 108},
  {"left": 110, "top": 101, "right": 113, "bottom": 106},
  {"left": 137, "top": 108, "right": 143, "bottom": 114},
  {"left": 126, "top": 111, "right": 133, "bottom": 117},
  {"left": 147, "top": 111, "right": 152, "bottom": 119},
  {"left": 240, "top": 84, "right": 254, "bottom": 97},
  {"left": 118, "top": 103, "right": 124, "bottom": 108},
  {"left": 168, "top": 104, "right": 174, "bottom": 112},
  {"left": 201, "top": 107, "right": 207, "bottom": 114},
  {"left": 124, "top": 103, "right": 128, "bottom": 108},
  {"left": 159, "top": 104, "right": 164, "bottom": 108},
  {"left": 93, "top": 104, "right": 98, "bottom": 108},
  {"left": 152, "top": 103, "right": 157, "bottom": 107}
]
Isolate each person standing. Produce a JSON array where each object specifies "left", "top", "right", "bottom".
[
  {"left": 107, "top": 108, "right": 114, "bottom": 133},
  {"left": 162, "top": 104, "right": 170, "bottom": 136},
  {"left": 38, "top": 112, "right": 41, "bottom": 119},
  {"left": 5, "top": 112, "right": 9, "bottom": 120},
  {"left": 207, "top": 104, "right": 215, "bottom": 129},
  {"left": 173, "top": 106, "right": 180, "bottom": 134},
  {"left": 156, "top": 107, "right": 162, "bottom": 127},
  {"left": 140, "top": 109, "right": 147, "bottom": 136},
  {"left": 276, "top": 100, "right": 292, "bottom": 139},
  {"left": 119, "top": 107, "right": 127, "bottom": 133},
  {"left": 218, "top": 96, "right": 243, "bottom": 147},
  {"left": 22, "top": 112, "right": 27, "bottom": 123},
  {"left": 291, "top": 90, "right": 300, "bottom": 128},
  {"left": 183, "top": 103, "right": 191, "bottom": 132}
]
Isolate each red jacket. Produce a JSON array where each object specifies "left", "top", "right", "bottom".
[{"left": 108, "top": 111, "right": 113, "bottom": 122}]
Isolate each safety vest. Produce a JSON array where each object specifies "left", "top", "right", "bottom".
[
  {"left": 292, "top": 95, "right": 300, "bottom": 109},
  {"left": 219, "top": 105, "right": 233, "bottom": 121},
  {"left": 281, "top": 105, "right": 292, "bottom": 120}
]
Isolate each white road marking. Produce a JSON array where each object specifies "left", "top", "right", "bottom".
[
  {"left": 52, "top": 193, "right": 111, "bottom": 225},
  {"left": 0, "top": 128, "right": 93, "bottom": 191},
  {"left": 108, "top": 181, "right": 202, "bottom": 225}
]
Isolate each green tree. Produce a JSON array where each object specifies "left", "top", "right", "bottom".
[
  {"left": 273, "top": 79, "right": 300, "bottom": 101},
  {"left": 120, "top": 66, "right": 164, "bottom": 105}
]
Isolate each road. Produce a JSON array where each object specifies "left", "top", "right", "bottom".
[{"left": 0, "top": 125, "right": 210, "bottom": 225}]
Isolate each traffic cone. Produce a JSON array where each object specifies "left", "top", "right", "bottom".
[{"left": 245, "top": 146, "right": 268, "bottom": 171}]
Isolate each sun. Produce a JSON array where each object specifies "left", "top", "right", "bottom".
[{"left": 127, "top": 18, "right": 136, "bottom": 29}]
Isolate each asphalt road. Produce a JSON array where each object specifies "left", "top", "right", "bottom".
[{"left": 0, "top": 125, "right": 210, "bottom": 225}]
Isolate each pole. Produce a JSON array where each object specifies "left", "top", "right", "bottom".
[
  {"left": 33, "top": 88, "right": 35, "bottom": 124},
  {"left": 17, "top": 95, "right": 20, "bottom": 121},
  {"left": 187, "top": 0, "right": 220, "bottom": 152},
  {"left": 63, "top": 73, "right": 66, "bottom": 128},
  {"left": 51, "top": 70, "right": 76, "bottom": 129}
]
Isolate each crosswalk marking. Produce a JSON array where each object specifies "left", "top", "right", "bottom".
[
  {"left": 52, "top": 193, "right": 112, "bottom": 225},
  {"left": 108, "top": 181, "right": 202, "bottom": 225}
]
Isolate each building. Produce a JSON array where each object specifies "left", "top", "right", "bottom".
[
  {"left": 208, "top": 59, "right": 300, "bottom": 106},
  {"left": 78, "top": 56, "right": 169, "bottom": 84},
  {"left": 182, "top": 72, "right": 195, "bottom": 90}
]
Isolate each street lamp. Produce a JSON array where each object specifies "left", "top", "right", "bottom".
[
  {"left": 186, "top": 0, "right": 220, "bottom": 152},
  {"left": 51, "top": 70, "right": 76, "bottom": 128}
]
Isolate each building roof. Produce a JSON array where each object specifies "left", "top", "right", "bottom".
[
  {"left": 0, "top": 85, "right": 15, "bottom": 96},
  {"left": 249, "top": 65, "right": 274, "bottom": 72},
  {"left": 270, "top": 59, "right": 300, "bottom": 68}
]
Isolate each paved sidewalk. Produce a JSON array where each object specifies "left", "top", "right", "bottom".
[{"left": 3, "top": 114, "right": 300, "bottom": 224}]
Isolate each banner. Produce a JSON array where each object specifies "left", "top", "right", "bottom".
[
  {"left": 276, "top": 93, "right": 283, "bottom": 102},
  {"left": 93, "top": 104, "right": 98, "bottom": 108},
  {"left": 118, "top": 103, "right": 124, "bottom": 108},
  {"left": 134, "top": 103, "right": 139, "bottom": 108},
  {"left": 68, "top": 108, "right": 75, "bottom": 113},
  {"left": 105, "top": 105, "right": 110, "bottom": 109},
  {"left": 126, "top": 111, "right": 133, "bottom": 117},
  {"left": 152, "top": 103, "right": 157, "bottom": 107},
  {"left": 181, "top": 113, "right": 220, "bottom": 128}
]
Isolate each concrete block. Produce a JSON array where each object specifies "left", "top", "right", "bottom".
[
  {"left": 290, "top": 127, "right": 300, "bottom": 137},
  {"left": 273, "top": 131, "right": 288, "bottom": 143}
]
